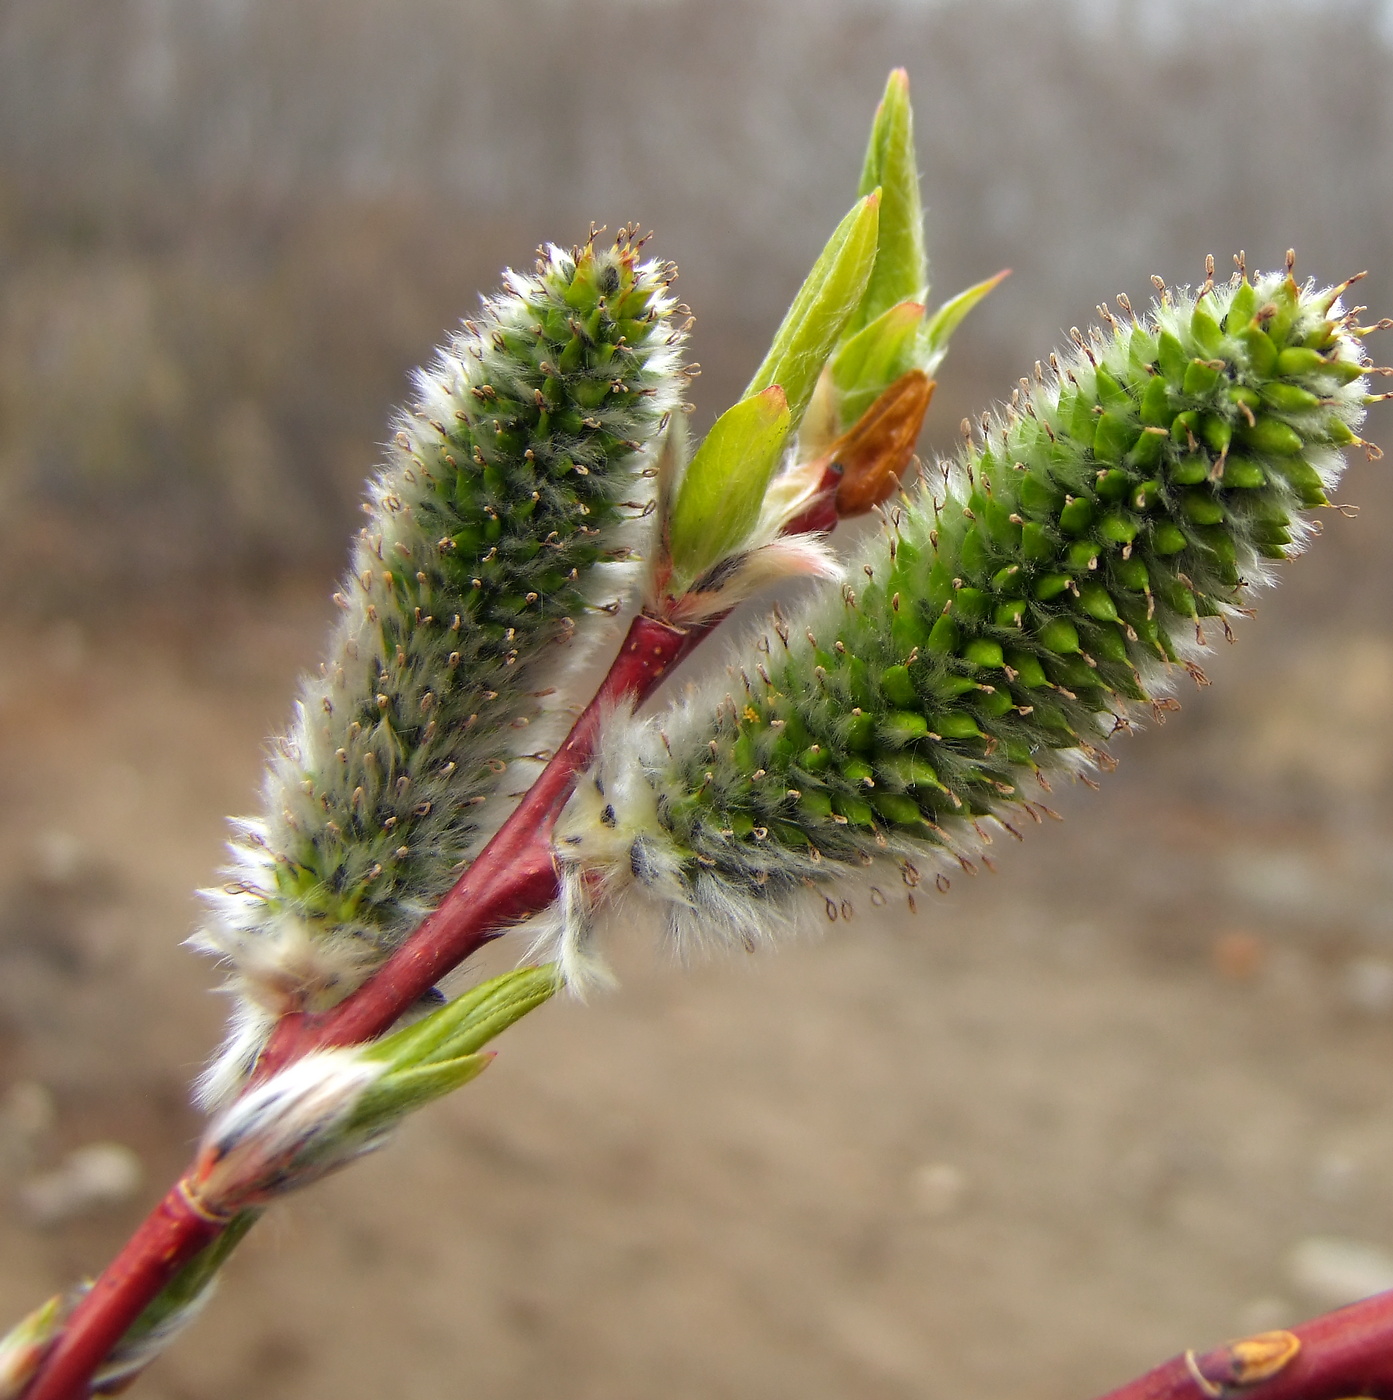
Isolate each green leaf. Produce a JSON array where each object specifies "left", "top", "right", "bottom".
[
  {"left": 0, "top": 1293, "right": 63, "bottom": 1390},
  {"left": 745, "top": 194, "right": 880, "bottom": 426},
  {"left": 668, "top": 386, "right": 792, "bottom": 583},
  {"left": 818, "top": 271, "right": 1007, "bottom": 444},
  {"left": 363, "top": 965, "right": 558, "bottom": 1073},
  {"left": 848, "top": 68, "right": 927, "bottom": 334},
  {"left": 349, "top": 1054, "right": 493, "bottom": 1132},
  {"left": 920, "top": 269, "right": 1010, "bottom": 371},
  {"left": 344, "top": 966, "right": 559, "bottom": 1137},
  {"left": 829, "top": 299, "right": 925, "bottom": 430}
]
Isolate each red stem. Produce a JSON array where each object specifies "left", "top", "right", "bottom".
[
  {"left": 21, "top": 611, "right": 710, "bottom": 1400},
  {"left": 1091, "top": 1292, "right": 1393, "bottom": 1400},
  {"left": 22, "top": 1187, "right": 221, "bottom": 1400}
]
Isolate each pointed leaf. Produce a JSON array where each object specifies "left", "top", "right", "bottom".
[
  {"left": 349, "top": 1054, "right": 493, "bottom": 1132},
  {"left": 849, "top": 68, "right": 927, "bottom": 334},
  {"left": 745, "top": 194, "right": 880, "bottom": 426},
  {"left": 668, "top": 386, "right": 791, "bottom": 583},
  {"left": 830, "top": 299, "right": 926, "bottom": 431},
  {"left": 363, "top": 965, "right": 558, "bottom": 1072},
  {"left": 921, "top": 269, "right": 1010, "bottom": 372},
  {"left": 0, "top": 1294, "right": 62, "bottom": 1399},
  {"left": 423, "top": 974, "right": 555, "bottom": 1065}
]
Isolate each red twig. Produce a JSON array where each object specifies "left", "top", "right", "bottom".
[
  {"left": 1091, "top": 1293, "right": 1393, "bottom": 1400},
  {"left": 21, "top": 610, "right": 713, "bottom": 1400},
  {"left": 21, "top": 1186, "right": 223, "bottom": 1400}
]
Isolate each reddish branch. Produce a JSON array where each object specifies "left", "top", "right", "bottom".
[
  {"left": 1091, "top": 1293, "right": 1393, "bottom": 1400},
  {"left": 19, "top": 1188, "right": 224, "bottom": 1400},
  {"left": 21, "top": 610, "right": 714, "bottom": 1400}
]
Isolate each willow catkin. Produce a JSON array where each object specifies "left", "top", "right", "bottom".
[
  {"left": 195, "top": 231, "right": 686, "bottom": 1103},
  {"left": 548, "top": 266, "right": 1374, "bottom": 984}
]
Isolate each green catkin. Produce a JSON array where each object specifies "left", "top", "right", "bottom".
[
  {"left": 195, "top": 232, "right": 685, "bottom": 1103},
  {"left": 549, "top": 268, "right": 1374, "bottom": 982}
]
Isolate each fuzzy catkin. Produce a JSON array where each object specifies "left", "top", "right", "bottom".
[
  {"left": 550, "top": 269, "right": 1372, "bottom": 979},
  {"left": 195, "top": 232, "right": 685, "bottom": 1101}
]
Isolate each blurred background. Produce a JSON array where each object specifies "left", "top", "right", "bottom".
[{"left": 2, "top": 0, "right": 1393, "bottom": 1396}]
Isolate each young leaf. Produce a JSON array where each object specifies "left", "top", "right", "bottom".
[
  {"left": 848, "top": 67, "right": 927, "bottom": 334},
  {"left": 829, "top": 299, "right": 926, "bottom": 430},
  {"left": 744, "top": 194, "right": 880, "bottom": 426},
  {"left": 921, "top": 268, "right": 1011, "bottom": 371},
  {"left": 0, "top": 1296, "right": 62, "bottom": 1400},
  {"left": 348, "top": 1055, "right": 493, "bottom": 1132},
  {"left": 362, "top": 965, "right": 559, "bottom": 1072},
  {"left": 667, "top": 386, "right": 792, "bottom": 584}
]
